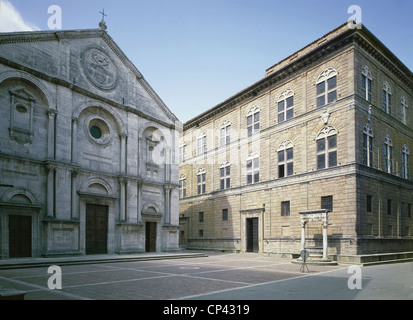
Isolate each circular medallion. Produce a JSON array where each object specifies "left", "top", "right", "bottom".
[{"left": 83, "top": 48, "right": 118, "bottom": 90}]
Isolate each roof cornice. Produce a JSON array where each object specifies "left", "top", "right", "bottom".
[
  {"left": 184, "top": 23, "right": 413, "bottom": 130},
  {"left": 184, "top": 24, "right": 355, "bottom": 130}
]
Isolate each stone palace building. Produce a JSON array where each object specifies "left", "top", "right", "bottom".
[
  {"left": 0, "top": 27, "right": 181, "bottom": 259},
  {"left": 179, "top": 23, "right": 413, "bottom": 263}
]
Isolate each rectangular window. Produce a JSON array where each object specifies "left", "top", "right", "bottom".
[
  {"left": 387, "top": 199, "right": 392, "bottom": 215},
  {"left": 408, "top": 204, "right": 412, "bottom": 218},
  {"left": 199, "top": 212, "right": 204, "bottom": 223},
  {"left": 222, "top": 209, "right": 228, "bottom": 221},
  {"left": 367, "top": 195, "right": 372, "bottom": 213},
  {"left": 328, "top": 135, "right": 337, "bottom": 167},
  {"left": 317, "top": 153, "right": 326, "bottom": 170},
  {"left": 220, "top": 166, "right": 231, "bottom": 190},
  {"left": 199, "top": 230, "right": 203, "bottom": 237},
  {"left": 281, "top": 201, "right": 290, "bottom": 216},
  {"left": 321, "top": 196, "right": 333, "bottom": 212},
  {"left": 247, "top": 157, "right": 260, "bottom": 185}
]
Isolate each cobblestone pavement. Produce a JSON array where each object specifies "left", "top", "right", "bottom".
[{"left": 0, "top": 253, "right": 411, "bottom": 301}]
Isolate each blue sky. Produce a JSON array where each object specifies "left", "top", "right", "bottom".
[{"left": 1, "top": 0, "right": 412, "bottom": 122}]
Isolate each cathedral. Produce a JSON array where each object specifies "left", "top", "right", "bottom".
[{"left": 0, "top": 26, "right": 181, "bottom": 258}]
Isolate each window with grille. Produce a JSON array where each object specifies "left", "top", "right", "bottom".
[
  {"left": 281, "top": 201, "right": 290, "bottom": 216},
  {"left": 321, "top": 196, "right": 333, "bottom": 212}
]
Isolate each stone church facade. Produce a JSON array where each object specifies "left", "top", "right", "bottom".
[
  {"left": 0, "top": 28, "right": 181, "bottom": 259},
  {"left": 179, "top": 23, "right": 413, "bottom": 262}
]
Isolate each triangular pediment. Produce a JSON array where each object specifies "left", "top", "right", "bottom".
[
  {"left": 0, "top": 29, "right": 178, "bottom": 124},
  {"left": 9, "top": 88, "right": 35, "bottom": 101}
]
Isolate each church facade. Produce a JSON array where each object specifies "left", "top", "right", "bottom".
[
  {"left": 0, "top": 28, "right": 181, "bottom": 259},
  {"left": 179, "top": 23, "right": 413, "bottom": 262}
]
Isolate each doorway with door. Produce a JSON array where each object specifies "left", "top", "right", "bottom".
[
  {"left": 85, "top": 204, "right": 108, "bottom": 255},
  {"left": 145, "top": 221, "right": 157, "bottom": 253},
  {"left": 9, "top": 215, "right": 32, "bottom": 258},
  {"left": 246, "top": 218, "right": 259, "bottom": 253}
]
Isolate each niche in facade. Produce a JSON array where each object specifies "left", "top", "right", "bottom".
[
  {"left": 9, "top": 88, "right": 35, "bottom": 144},
  {"left": 143, "top": 127, "right": 165, "bottom": 176}
]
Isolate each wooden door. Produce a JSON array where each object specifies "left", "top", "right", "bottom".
[
  {"left": 86, "top": 204, "right": 108, "bottom": 255},
  {"left": 145, "top": 222, "right": 157, "bottom": 252},
  {"left": 9, "top": 215, "right": 32, "bottom": 258},
  {"left": 246, "top": 218, "right": 259, "bottom": 253}
]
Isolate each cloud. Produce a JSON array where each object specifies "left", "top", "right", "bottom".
[{"left": 0, "top": 0, "right": 40, "bottom": 32}]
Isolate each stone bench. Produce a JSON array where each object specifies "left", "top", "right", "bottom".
[{"left": 0, "top": 287, "right": 26, "bottom": 300}]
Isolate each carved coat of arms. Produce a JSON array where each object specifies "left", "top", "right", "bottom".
[{"left": 82, "top": 48, "right": 118, "bottom": 90}]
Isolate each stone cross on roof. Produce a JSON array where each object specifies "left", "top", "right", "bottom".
[{"left": 98, "top": 9, "right": 108, "bottom": 31}]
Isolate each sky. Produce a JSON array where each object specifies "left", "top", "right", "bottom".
[{"left": 0, "top": 0, "right": 412, "bottom": 123}]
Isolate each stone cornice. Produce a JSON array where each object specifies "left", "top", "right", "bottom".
[
  {"left": 184, "top": 28, "right": 355, "bottom": 130},
  {"left": 184, "top": 24, "right": 412, "bottom": 131},
  {"left": 353, "top": 33, "right": 413, "bottom": 89},
  {"left": 0, "top": 55, "right": 178, "bottom": 130},
  {"left": 0, "top": 29, "right": 179, "bottom": 124}
]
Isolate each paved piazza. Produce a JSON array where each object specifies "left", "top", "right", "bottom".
[{"left": 0, "top": 253, "right": 412, "bottom": 301}]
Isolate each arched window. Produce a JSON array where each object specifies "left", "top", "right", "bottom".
[
  {"left": 197, "top": 132, "right": 207, "bottom": 155},
  {"left": 402, "top": 144, "right": 409, "bottom": 179},
  {"left": 316, "top": 126, "right": 337, "bottom": 169},
  {"left": 382, "top": 82, "right": 392, "bottom": 115},
  {"left": 247, "top": 106, "right": 260, "bottom": 137},
  {"left": 361, "top": 66, "right": 372, "bottom": 102},
  {"left": 362, "top": 124, "right": 373, "bottom": 167},
  {"left": 278, "top": 89, "right": 294, "bottom": 123},
  {"left": 316, "top": 68, "right": 337, "bottom": 108},
  {"left": 384, "top": 135, "right": 393, "bottom": 174},
  {"left": 246, "top": 152, "right": 260, "bottom": 185},
  {"left": 197, "top": 168, "right": 206, "bottom": 195},
  {"left": 220, "top": 161, "right": 231, "bottom": 190},
  {"left": 401, "top": 96, "right": 408, "bottom": 125},
  {"left": 278, "top": 140, "right": 294, "bottom": 178},
  {"left": 179, "top": 142, "right": 187, "bottom": 162},
  {"left": 179, "top": 174, "right": 187, "bottom": 198},
  {"left": 220, "top": 120, "right": 231, "bottom": 146}
]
